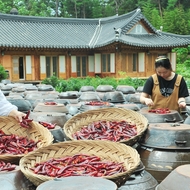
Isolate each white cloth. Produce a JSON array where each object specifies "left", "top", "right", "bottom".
[{"left": 0, "top": 90, "right": 17, "bottom": 116}]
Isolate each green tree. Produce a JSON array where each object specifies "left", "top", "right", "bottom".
[
  {"left": 142, "top": 1, "right": 162, "bottom": 29},
  {"left": 91, "top": 0, "right": 103, "bottom": 18},
  {"left": 163, "top": 6, "right": 189, "bottom": 34}
]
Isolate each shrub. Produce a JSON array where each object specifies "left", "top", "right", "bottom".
[
  {"left": 41, "top": 75, "right": 60, "bottom": 88},
  {"left": 42, "top": 76, "right": 146, "bottom": 92},
  {"left": 0, "top": 64, "right": 9, "bottom": 81}
]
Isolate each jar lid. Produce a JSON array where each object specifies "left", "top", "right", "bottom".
[
  {"left": 140, "top": 123, "right": 190, "bottom": 149},
  {"left": 139, "top": 107, "right": 184, "bottom": 123},
  {"left": 36, "top": 176, "right": 117, "bottom": 190}
]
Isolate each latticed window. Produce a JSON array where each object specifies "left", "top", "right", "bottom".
[
  {"left": 46, "top": 56, "right": 58, "bottom": 77},
  {"left": 102, "top": 54, "right": 110, "bottom": 72},
  {"left": 76, "top": 56, "right": 87, "bottom": 77}
]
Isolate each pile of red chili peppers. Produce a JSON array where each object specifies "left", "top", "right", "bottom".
[
  {"left": 148, "top": 108, "right": 170, "bottom": 114},
  {"left": 72, "top": 120, "right": 137, "bottom": 142},
  {"left": 30, "top": 154, "right": 126, "bottom": 177},
  {"left": 44, "top": 102, "right": 57, "bottom": 105},
  {"left": 0, "top": 161, "right": 16, "bottom": 171},
  {"left": 85, "top": 101, "right": 110, "bottom": 106},
  {"left": 20, "top": 110, "right": 33, "bottom": 128},
  {"left": 38, "top": 121, "right": 56, "bottom": 130},
  {"left": 0, "top": 129, "right": 39, "bottom": 155}
]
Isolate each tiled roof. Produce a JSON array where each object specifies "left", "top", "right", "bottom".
[{"left": 0, "top": 8, "right": 189, "bottom": 49}]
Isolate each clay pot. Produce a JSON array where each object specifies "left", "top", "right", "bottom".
[
  {"left": 156, "top": 164, "right": 190, "bottom": 190},
  {"left": 184, "top": 115, "right": 190, "bottom": 124},
  {"left": 79, "top": 101, "right": 115, "bottom": 112},
  {"left": 102, "top": 91, "right": 126, "bottom": 103},
  {"left": 7, "top": 99, "right": 32, "bottom": 113},
  {"left": 136, "top": 86, "right": 144, "bottom": 92},
  {"left": 139, "top": 107, "right": 184, "bottom": 123},
  {"left": 1, "top": 85, "right": 12, "bottom": 93},
  {"left": 49, "top": 126, "right": 66, "bottom": 143},
  {"left": 29, "top": 112, "right": 70, "bottom": 143},
  {"left": 25, "top": 85, "right": 38, "bottom": 91},
  {"left": 6, "top": 95, "right": 24, "bottom": 99},
  {"left": 119, "top": 170, "right": 158, "bottom": 190},
  {"left": 33, "top": 102, "right": 69, "bottom": 113},
  {"left": 12, "top": 87, "right": 26, "bottom": 93},
  {"left": 37, "top": 84, "right": 54, "bottom": 91},
  {"left": 116, "top": 85, "right": 136, "bottom": 94},
  {"left": 79, "top": 86, "right": 95, "bottom": 92},
  {"left": 185, "top": 96, "right": 190, "bottom": 105},
  {"left": 125, "top": 93, "right": 141, "bottom": 103},
  {"left": 66, "top": 104, "right": 81, "bottom": 116},
  {"left": 1, "top": 79, "right": 11, "bottom": 85},
  {"left": 59, "top": 91, "right": 79, "bottom": 99},
  {"left": 137, "top": 123, "right": 190, "bottom": 183},
  {"left": 29, "top": 111, "right": 69, "bottom": 127},
  {"left": 0, "top": 84, "right": 5, "bottom": 90},
  {"left": 114, "top": 103, "right": 140, "bottom": 111},
  {"left": 96, "top": 85, "right": 115, "bottom": 92},
  {"left": 118, "top": 161, "right": 158, "bottom": 190},
  {"left": 78, "top": 92, "right": 101, "bottom": 102},
  {"left": 36, "top": 176, "right": 117, "bottom": 190},
  {"left": 0, "top": 166, "right": 36, "bottom": 190}
]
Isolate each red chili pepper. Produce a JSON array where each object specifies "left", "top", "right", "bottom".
[
  {"left": 39, "top": 121, "right": 56, "bottom": 129},
  {"left": 20, "top": 110, "right": 33, "bottom": 128},
  {"left": 34, "top": 164, "right": 43, "bottom": 174}
]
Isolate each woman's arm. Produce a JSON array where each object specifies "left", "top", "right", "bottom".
[
  {"left": 140, "top": 77, "right": 154, "bottom": 106},
  {"left": 140, "top": 92, "right": 154, "bottom": 106},
  {"left": 0, "top": 90, "right": 25, "bottom": 122}
]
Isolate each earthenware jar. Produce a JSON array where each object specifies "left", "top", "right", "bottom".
[
  {"left": 102, "top": 91, "right": 126, "bottom": 103},
  {"left": 36, "top": 176, "right": 117, "bottom": 190},
  {"left": 137, "top": 123, "right": 190, "bottom": 183},
  {"left": 78, "top": 92, "right": 101, "bottom": 102},
  {"left": 139, "top": 107, "right": 184, "bottom": 123},
  {"left": 96, "top": 85, "right": 115, "bottom": 100},
  {"left": 0, "top": 166, "right": 36, "bottom": 190},
  {"left": 116, "top": 85, "right": 136, "bottom": 94},
  {"left": 79, "top": 85, "right": 95, "bottom": 92},
  {"left": 156, "top": 164, "right": 190, "bottom": 190}
]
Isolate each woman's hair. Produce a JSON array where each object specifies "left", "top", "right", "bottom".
[{"left": 155, "top": 56, "right": 172, "bottom": 70}]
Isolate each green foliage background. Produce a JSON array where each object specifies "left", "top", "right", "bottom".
[
  {"left": 1, "top": 0, "right": 190, "bottom": 35},
  {"left": 0, "top": 65, "right": 9, "bottom": 81},
  {"left": 42, "top": 76, "right": 145, "bottom": 92}
]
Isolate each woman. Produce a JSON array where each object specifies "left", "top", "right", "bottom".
[
  {"left": 140, "top": 56, "right": 189, "bottom": 112},
  {"left": 0, "top": 90, "right": 26, "bottom": 122}
]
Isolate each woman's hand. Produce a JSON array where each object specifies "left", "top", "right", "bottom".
[
  {"left": 178, "top": 98, "right": 186, "bottom": 108},
  {"left": 8, "top": 110, "right": 26, "bottom": 122},
  {"left": 178, "top": 101, "right": 186, "bottom": 108},
  {"left": 140, "top": 92, "right": 154, "bottom": 106},
  {"left": 144, "top": 98, "right": 154, "bottom": 107}
]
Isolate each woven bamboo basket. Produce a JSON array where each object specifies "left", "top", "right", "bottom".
[
  {"left": 63, "top": 107, "right": 148, "bottom": 146},
  {"left": 0, "top": 116, "right": 54, "bottom": 163},
  {"left": 19, "top": 140, "right": 140, "bottom": 187}
]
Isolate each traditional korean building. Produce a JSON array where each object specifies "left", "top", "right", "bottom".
[{"left": 0, "top": 8, "right": 190, "bottom": 82}]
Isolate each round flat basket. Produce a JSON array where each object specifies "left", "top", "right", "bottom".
[
  {"left": 19, "top": 140, "right": 140, "bottom": 187},
  {"left": 0, "top": 116, "right": 54, "bottom": 163},
  {"left": 63, "top": 107, "right": 148, "bottom": 146}
]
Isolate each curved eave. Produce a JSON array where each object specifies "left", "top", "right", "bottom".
[
  {"left": 0, "top": 44, "right": 90, "bottom": 49},
  {"left": 94, "top": 33, "right": 190, "bottom": 48},
  {"left": 118, "top": 40, "right": 190, "bottom": 48}
]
